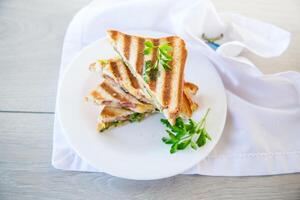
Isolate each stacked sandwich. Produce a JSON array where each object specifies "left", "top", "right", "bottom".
[{"left": 86, "top": 30, "right": 199, "bottom": 132}]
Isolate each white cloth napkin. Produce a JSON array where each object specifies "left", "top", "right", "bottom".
[{"left": 52, "top": 0, "right": 300, "bottom": 176}]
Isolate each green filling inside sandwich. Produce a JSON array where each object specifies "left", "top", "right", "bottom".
[
  {"left": 100, "top": 120, "right": 125, "bottom": 132},
  {"left": 100, "top": 112, "right": 146, "bottom": 132},
  {"left": 128, "top": 113, "right": 145, "bottom": 122}
]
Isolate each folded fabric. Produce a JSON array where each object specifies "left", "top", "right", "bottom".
[{"left": 52, "top": 0, "right": 300, "bottom": 176}]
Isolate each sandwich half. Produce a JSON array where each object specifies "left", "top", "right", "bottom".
[
  {"left": 96, "top": 81, "right": 198, "bottom": 132},
  {"left": 92, "top": 78, "right": 199, "bottom": 132},
  {"left": 107, "top": 30, "right": 187, "bottom": 124},
  {"left": 89, "top": 58, "right": 150, "bottom": 103},
  {"left": 97, "top": 106, "right": 152, "bottom": 132},
  {"left": 85, "top": 77, "right": 154, "bottom": 113},
  {"left": 90, "top": 58, "right": 198, "bottom": 118}
]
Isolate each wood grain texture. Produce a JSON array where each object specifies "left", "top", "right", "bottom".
[
  {"left": 0, "top": 0, "right": 300, "bottom": 199},
  {"left": 0, "top": 113, "right": 300, "bottom": 200},
  {"left": 0, "top": 0, "right": 90, "bottom": 112}
]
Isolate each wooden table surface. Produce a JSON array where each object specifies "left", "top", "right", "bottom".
[{"left": 1, "top": 0, "right": 299, "bottom": 199}]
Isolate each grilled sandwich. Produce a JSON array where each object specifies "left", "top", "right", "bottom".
[
  {"left": 96, "top": 81, "right": 198, "bottom": 132},
  {"left": 107, "top": 30, "right": 187, "bottom": 124},
  {"left": 90, "top": 58, "right": 198, "bottom": 118},
  {"left": 92, "top": 79, "right": 198, "bottom": 132}
]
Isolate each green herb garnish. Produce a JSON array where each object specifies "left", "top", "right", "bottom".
[
  {"left": 161, "top": 108, "right": 212, "bottom": 154},
  {"left": 143, "top": 41, "right": 173, "bottom": 82},
  {"left": 129, "top": 113, "right": 145, "bottom": 122},
  {"left": 156, "top": 43, "right": 173, "bottom": 70},
  {"left": 143, "top": 60, "right": 153, "bottom": 83},
  {"left": 144, "top": 41, "right": 154, "bottom": 54}
]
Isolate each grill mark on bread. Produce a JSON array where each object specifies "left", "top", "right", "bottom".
[
  {"left": 110, "top": 61, "right": 122, "bottom": 80},
  {"left": 107, "top": 30, "right": 191, "bottom": 123},
  {"left": 136, "top": 38, "right": 145, "bottom": 75},
  {"left": 181, "top": 92, "right": 192, "bottom": 118},
  {"left": 101, "top": 107, "right": 117, "bottom": 117},
  {"left": 149, "top": 39, "right": 159, "bottom": 91},
  {"left": 91, "top": 90, "right": 103, "bottom": 100},
  {"left": 101, "top": 82, "right": 128, "bottom": 102},
  {"left": 184, "top": 82, "right": 198, "bottom": 95},
  {"left": 109, "top": 30, "right": 118, "bottom": 41},
  {"left": 123, "top": 34, "right": 131, "bottom": 60},
  {"left": 162, "top": 37, "right": 174, "bottom": 107},
  {"left": 124, "top": 62, "right": 140, "bottom": 89},
  {"left": 177, "top": 40, "right": 187, "bottom": 110}
]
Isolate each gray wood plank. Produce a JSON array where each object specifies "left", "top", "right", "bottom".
[
  {"left": 0, "top": 112, "right": 300, "bottom": 200},
  {"left": 0, "top": 0, "right": 90, "bottom": 112}
]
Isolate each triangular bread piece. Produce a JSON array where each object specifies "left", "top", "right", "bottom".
[
  {"left": 90, "top": 58, "right": 198, "bottom": 118},
  {"left": 107, "top": 30, "right": 187, "bottom": 124},
  {"left": 85, "top": 78, "right": 154, "bottom": 113}
]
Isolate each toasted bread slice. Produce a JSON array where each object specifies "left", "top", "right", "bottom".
[
  {"left": 97, "top": 106, "right": 133, "bottom": 132},
  {"left": 90, "top": 58, "right": 150, "bottom": 103},
  {"left": 95, "top": 82, "right": 198, "bottom": 132},
  {"left": 183, "top": 82, "right": 198, "bottom": 95},
  {"left": 97, "top": 88, "right": 198, "bottom": 132},
  {"left": 107, "top": 30, "right": 187, "bottom": 124},
  {"left": 89, "top": 58, "right": 198, "bottom": 119},
  {"left": 180, "top": 88, "right": 199, "bottom": 118},
  {"left": 100, "top": 106, "right": 134, "bottom": 123},
  {"left": 90, "top": 58, "right": 198, "bottom": 118},
  {"left": 180, "top": 81, "right": 199, "bottom": 118},
  {"left": 85, "top": 78, "right": 154, "bottom": 113},
  {"left": 97, "top": 106, "right": 152, "bottom": 132}
]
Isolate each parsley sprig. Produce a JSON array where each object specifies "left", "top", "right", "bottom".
[
  {"left": 161, "top": 108, "right": 212, "bottom": 154},
  {"left": 143, "top": 60, "right": 153, "bottom": 83},
  {"left": 143, "top": 41, "right": 173, "bottom": 82}
]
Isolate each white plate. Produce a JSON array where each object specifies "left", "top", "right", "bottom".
[{"left": 57, "top": 30, "right": 227, "bottom": 180}]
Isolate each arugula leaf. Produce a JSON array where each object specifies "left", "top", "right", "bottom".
[
  {"left": 159, "top": 43, "right": 173, "bottom": 52},
  {"left": 143, "top": 41, "right": 173, "bottom": 81},
  {"left": 186, "top": 119, "right": 197, "bottom": 134},
  {"left": 143, "top": 60, "right": 152, "bottom": 83},
  {"left": 196, "top": 130, "right": 206, "bottom": 147},
  {"left": 144, "top": 48, "right": 152, "bottom": 55},
  {"left": 177, "top": 139, "right": 191, "bottom": 150},
  {"left": 190, "top": 141, "right": 198, "bottom": 150},
  {"left": 160, "top": 118, "right": 172, "bottom": 129},
  {"left": 202, "top": 128, "right": 212, "bottom": 141},
  {"left": 170, "top": 143, "right": 178, "bottom": 154},
  {"left": 145, "top": 41, "right": 154, "bottom": 48},
  {"left": 162, "top": 137, "right": 175, "bottom": 144},
  {"left": 167, "top": 130, "right": 176, "bottom": 140},
  {"left": 160, "top": 108, "right": 212, "bottom": 153},
  {"left": 158, "top": 43, "right": 173, "bottom": 71}
]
